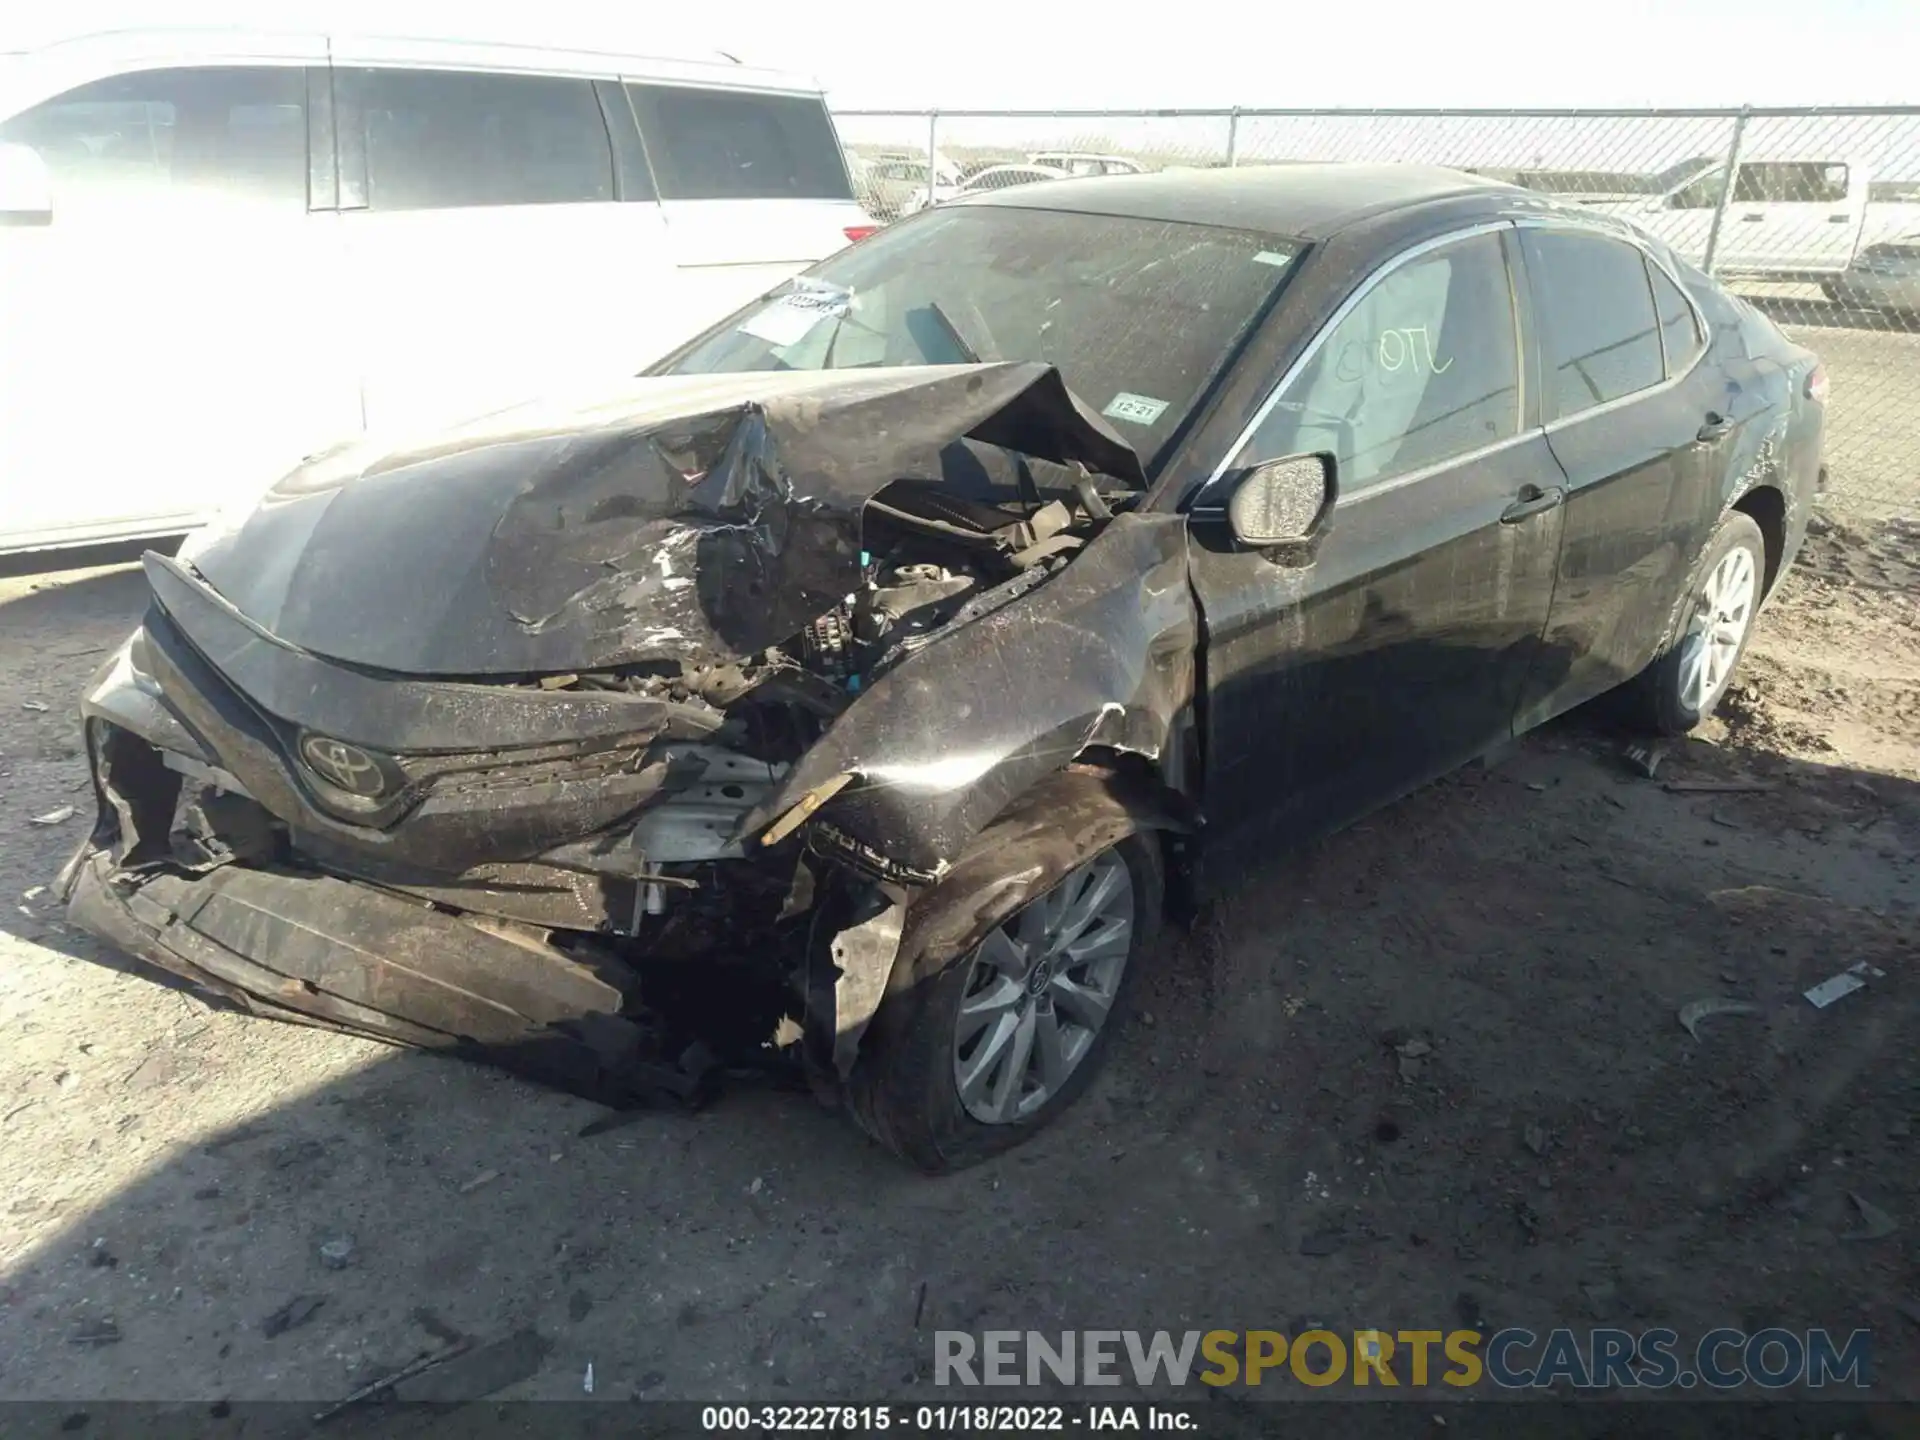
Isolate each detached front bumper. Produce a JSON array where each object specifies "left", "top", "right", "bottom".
[{"left": 58, "top": 844, "right": 702, "bottom": 1105}]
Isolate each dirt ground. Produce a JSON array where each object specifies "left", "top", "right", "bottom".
[{"left": 0, "top": 518, "right": 1915, "bottom": 1419}]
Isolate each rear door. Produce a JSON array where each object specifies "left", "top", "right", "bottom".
[
  {"left": 1716, "top": 160, "right": 1863, "bottom": 275},
  {"left": 1511, "top": 226, "right": 1724, "bottom": 729},
  {"left": 0, "top": 58, "right": 355, "bottom": 548},
  {"left": 333, "top": 61, "right": 678, "bottom": 436},
  {"left": 1188, "top": 227, "right": 1565, "bottom": 842},
  {"left": 622, "top": 83, "right": 865, "bottom": 337}
]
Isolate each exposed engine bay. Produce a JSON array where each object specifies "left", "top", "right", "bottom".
[{"left": 56, "top": 361, "right": 1197, "bottom": 1117}]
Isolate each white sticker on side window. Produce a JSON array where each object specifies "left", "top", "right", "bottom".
[
  {"left": 1253, "top": 250, "right": 1291, "bottom": 267},
  {"left": 1102, "top": 392, "right": 1171, "bottom": 426}
]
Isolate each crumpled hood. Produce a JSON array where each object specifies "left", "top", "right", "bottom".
[{"left": 184, "top": 363, "right": 1142, "bottom": 678}]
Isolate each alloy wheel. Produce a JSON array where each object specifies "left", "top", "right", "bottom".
[
  {"left": 952, "top": 850, "right": 1136, "bottom": 1125},
  {"left": 1679, "top": 543, "right": 1759, "bottom": 713}
]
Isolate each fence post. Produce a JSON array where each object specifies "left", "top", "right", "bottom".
[
  {"left": 1702, "top": 105, "right": 1751, "bottom": 277},
  {"left": 926, "top": 110, "right": 940, "bottom": 204},
  {"left": 1226, "top": 107, "right": 1241, "bottom": 167}
]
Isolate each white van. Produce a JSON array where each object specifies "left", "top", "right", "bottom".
[
  {"left": 0, "top": 28, "right": 874, "bottom": 555},
  {"left": 1580, "top": 153, "right": 1872, "bottom": 280}
]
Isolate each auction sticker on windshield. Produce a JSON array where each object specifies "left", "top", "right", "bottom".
[
  {"left": 739, "top": 280, "right": 853, "bottom": 347},
  {"left": 1102, "top": 392, "right": 1170, "bottom": 426}
]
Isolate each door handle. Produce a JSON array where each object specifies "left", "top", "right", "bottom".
[
  {"left": 1827, "top": 214, "right": 1851, "bottom": 223},
  {"left": 1500, "top": 484, "right": 1565, "bottom": 524},
  {"left": 1696, "top": 412, "right": 1734, "bottom": 443},
  {"left": 1739, "top": 213, "right": 1765, "bottom": 222}
]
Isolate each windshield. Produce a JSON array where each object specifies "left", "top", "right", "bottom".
[{"left": 657, "top": 205, "right": 1299, "bottom": 470}]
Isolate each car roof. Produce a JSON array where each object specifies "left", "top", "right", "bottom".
[{"left": 972, "top": 162, "right": 1518, "bottom": 241}]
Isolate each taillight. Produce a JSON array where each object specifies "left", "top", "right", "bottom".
[
  {"left": 1806, "top": 361, "right": 1829, "bottom": 404},
  {"left": 843, "top": 224, "right": 879, "bottom": 244}
]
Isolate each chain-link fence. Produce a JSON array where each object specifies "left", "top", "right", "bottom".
[{"left": 836, "top": 107, "right": 1920, "bottom": 526}]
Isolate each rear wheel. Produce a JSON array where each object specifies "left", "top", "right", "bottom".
[
  {"left": 1625, "top": 510, "right": 1767, "bottom": 735},
  {"left": 848, "top": 830, "right": 1162, "bottom": 1172}
]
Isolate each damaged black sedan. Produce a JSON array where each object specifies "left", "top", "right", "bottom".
[{"left": 57, "top": 165, "right": 1827, "bottom": 1170}]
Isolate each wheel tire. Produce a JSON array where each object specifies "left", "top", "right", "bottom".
[
  {"left": 1821, "top": 281, "right": 1844, "bottom": 304},
  {"left": 847, "top": 829, "right": 1164, "bottom": 1173},
  {"left": 1625, "top": 510, "right": 1768, "bottom": 736}
]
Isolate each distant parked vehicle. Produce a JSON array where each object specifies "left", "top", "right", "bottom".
[
  {"left": 1026, "top": 151, "right": 1146, "bottom": 177},
  {"left": 858, "top": 158, "right": 954, "bottom": 219},
  {"left": 1826, "top": 236, "right": 1920, "bottom": 313},
  {"left": 0, "top": 25, "right": 874, "bottom": 556},
  {"left": 1578, "top": 153, "right": 1873, "bottom": 280},
  {"left": 1514, "top": 158, "right": 1717, "bottom": 202},
  {"left": 900, "top": 163, "right": 1070, "bottom": 215}
]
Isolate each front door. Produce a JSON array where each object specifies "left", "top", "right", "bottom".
[{"left": 1188, "top": 227, "right": 1564, "bottom": 843}]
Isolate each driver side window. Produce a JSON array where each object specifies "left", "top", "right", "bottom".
[{"left": 1243, "top": 231, "right": 1520, "bottom": 491}]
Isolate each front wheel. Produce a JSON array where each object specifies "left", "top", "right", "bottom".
[
  {"left": 847, "top": 830, "right": 1163, "bottom": 1172},
  {"left": 1625, "top": 510, "right": 1767, "bottom": 735}
]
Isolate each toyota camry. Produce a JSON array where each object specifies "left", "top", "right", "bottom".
[{"left": 56, "top": 164, "right": 1827, "bottom": 1171}]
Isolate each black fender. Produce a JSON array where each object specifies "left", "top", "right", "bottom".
[
  {"left": 804, "top": 763, "right": 1193, "bottom": 1080},
  {"left": 749, "top": 510, "right": 1199, "bottom": 883}
]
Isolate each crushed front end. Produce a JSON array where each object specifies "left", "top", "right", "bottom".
[{"left": 55, "top": 361, "right": 1182, "bottom": 1108}]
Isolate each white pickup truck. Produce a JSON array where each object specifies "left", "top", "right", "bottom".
[{"left": 1564, "top": 154, "right": 1874, "bottom": 280}]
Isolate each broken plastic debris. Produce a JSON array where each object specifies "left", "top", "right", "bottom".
[
  {"left": 1623, "top": 742, "right": 1667, "bottom": 779},
  {"left": 21, "top": 700, "right": 49, "bottom": 712},
  {"left": 457, "top": 1169, "right": 501, "bottom": 1194},
  {"left": 583, "top": 1362, "right": 595, "bottom": 1394},
  {"left": 1841, "top": 1191, "right": 1898, "bottom": 1242},
  {"left": 1804, "top": 961, "right": 1886, "bottom": 1010},
  {"left": 30, "top": 806, "right": 77, "bottom": 826},
  {"left": 1678, "top": 997, "right": 1762, "bottom": 1040}
]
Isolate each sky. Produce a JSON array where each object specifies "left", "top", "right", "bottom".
[{"left": 9, "top": 0, "right": 1920, "bottom": 110}]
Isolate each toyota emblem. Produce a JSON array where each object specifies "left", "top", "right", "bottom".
[{"left": 297, "top": 733, "right": 388, "bottom": 798}]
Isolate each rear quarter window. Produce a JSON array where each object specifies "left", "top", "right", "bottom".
[
  {"left": 626, "top": 85, "right": 851, "bottom": 201},
  {"left": 1520, "top": 229, "right": 1666, "bottom": 421},
  {"left": 1645, "top": 258, "right": 1705, "bottom": 376}
]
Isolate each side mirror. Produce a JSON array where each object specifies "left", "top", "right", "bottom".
[
  {"left": 1226, "top": 452, "right": 1336, "bottom": 548},
  {"left": 0, "top": 142, "right": 53, "bottom": 225}
]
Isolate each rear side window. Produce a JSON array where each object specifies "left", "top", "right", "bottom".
[
  {"left": 345, "top": 69, "right": 613, "bottom": 212},
  {"left": 1521, "top": 230, "right": 1665, "bottom": 421},
  {"left": 0, "top": 65, "right": 306, "bottom": 207},
  {"left": 1248, "top": 231, "right": 1520, "bottom": 490},
  {"left": 1646, "top": 259, "right": 1705, "bottom": 376},
  {"left": 626, "top": 85, "right": 851, "bottom": 201}
]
